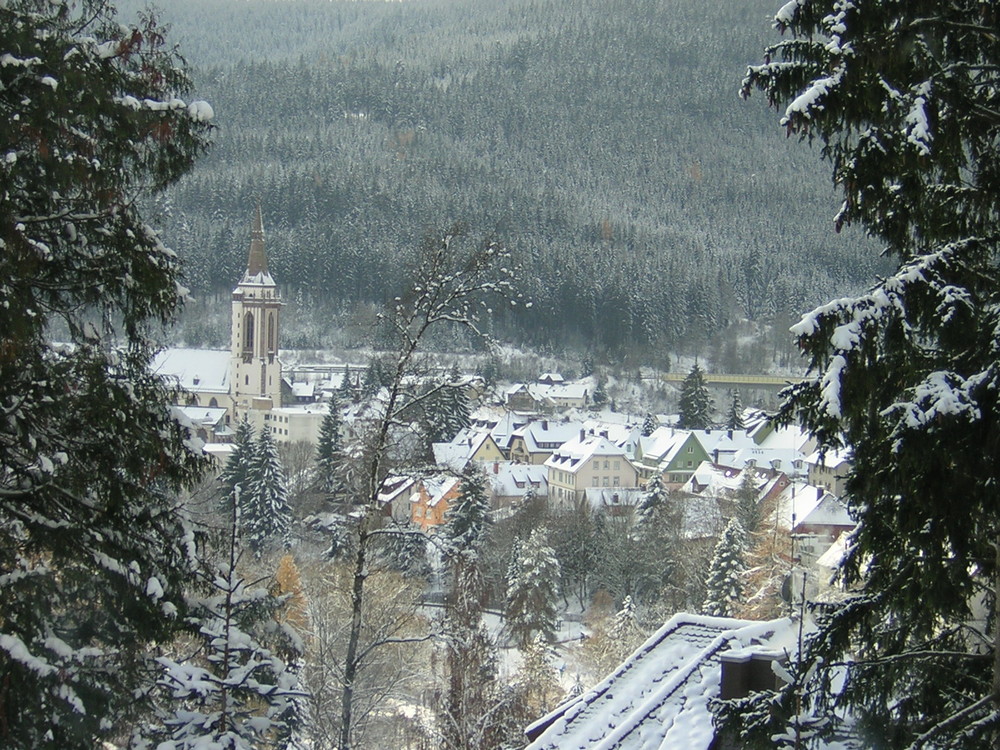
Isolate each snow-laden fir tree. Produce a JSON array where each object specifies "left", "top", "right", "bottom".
[
  {"left": 244, "top": 426, "right": 292, "bottom": 556},
  {"left": 0, "top": 1, "right": 212, "bottom": 745},
  {"left": 641, "top": 412, "right": 658, "bottom": 437},
  {"left": 719, "top": 2, "right": 1000, "bottom": 747},
  {"left": 702, "top": 517, "right": 747, "bottom": 617},
  {"left": 443, "top": 462, "right": 492, "bottom": 558},
  {"left": 220, "top": 417, "right": 256, "bottom": 515},
  {"left": 505, "top": 526, "right": 561, "bottom": 647},
  {"left": 442, "top": 462, "right": 501, "bottom": 750},
  {"left": 725, "top": 389, "right": 745, "bottom": 431},
  {"left": 315, "top": 392, "right": 345, "bottom": 496},
  {"left": 505, "top": 535, "right": 523, "bottom": 595},
  {"left": 146, "top": 500, "right": 304, "bottom": 749},
  {"left": 678, "top": 363, "right": 713, "bottom": 429},
  {"left": 338, "top": 365, "right": 355, "bottom": 402},
  {"left": 421, "top": 364, "right": 472, "bottom": 445},
  {"left": 636, "top": 471, "right": 669, "bottom": 525},
  {"left": 734, "top": 470, "right": 761, "bottom": 538}
]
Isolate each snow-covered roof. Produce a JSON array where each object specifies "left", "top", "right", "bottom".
[
  {"left": 487, "top": 462, "right": 548, "bottom": 498},
  {"left": 804, "top": 447, "right": 853, "bottom": 469},
  {"left": 583, "top": 487, "right": 645, "bottom": 510},
  {"left": 637, "top": 426, "right": 694, "bottom": 466},
  {"left": 291, "top": 381, "right": 315, "bottom": 398},
  {"left": 773, "top": 482, "right": 854, "bottom": 531},
  {"left": 513, "top": 419, "right": 585, "bottom": 453},
  {"left": 525, "top": 613, "right": 799, "bottom": 749},
  {"left": 153, "top": 348, "right": 230, "bottom": 393},
  {"left": 470, "top": 407, "right": 531, "bottom": 449},
  {"left": 544, "top": 433, "right": 629, "bottom": 474},
  {"left": 506, "top": 381, "right": 589, "bottom": 406},
  {"left": 378, "top": 475, "right": 416, "bottom": 505},
  {"left": 171, "top": 405, "right": 228, "bottom": 427},
  {"left": 413, "top": 475, "right": 461, "bottom": 508},
  {"left": 432, "top": 429, "right": 496, "bottom": 472},
  {"left": 682, "top": 461, "right": 789, "bottom": 502}
]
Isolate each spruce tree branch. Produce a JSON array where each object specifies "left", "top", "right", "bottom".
[{"left": 905, "top": 692, "right": 996, "bottom": 750}]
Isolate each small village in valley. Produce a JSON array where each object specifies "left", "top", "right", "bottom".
[{"left": 153, "top": 210, "right": 859, "bottom": 747}]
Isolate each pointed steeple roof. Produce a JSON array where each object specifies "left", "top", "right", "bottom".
[{"left": 241, "top": 202, "right": 274, "bottom": 285}]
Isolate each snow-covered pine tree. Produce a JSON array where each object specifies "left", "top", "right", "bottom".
[
  {"left": 220, "top": 417, "right": 256, "bottom": 514},
  {"left": 441, "top": 462, "right": 500, "bottom": 750},
  {"left": 0, "top": 1, "right": 212, "bottom": 745},
  {"left": 702, "top": 517, "right": 747, "bottom": 617},
  {"left": 725, "top": 389, "right": 745, "bottom": 431},
  {"left": 422, "top": 366, "right": 472, "bottom": 444},
  {"left": 244, "top": 426, "right": 292, "bottom": 556},
  {"left": 443, "top": 462, "right": 492, "bottom": 558},
  {"left": 147, "top": 505, "right": 304, "bottom": 749},
  {"left": 734, "top": 470, "right": 761, "bottom": 538},
  {"left": 608, "top": 595, "right": 641, "bottom": 643},
  {"left": 505, "top": 535, "right": 523, "bottom": 595},
  {"left": 591, "top": 378, "right": 609, "bottom": 407},
  {"left": 505, "top": 527, "right": 561, "bottom": 647},
  {"left": 678, "top": 363, "right": 713, "bottom": 429},
  {"left": 315, "top": 393, "right": 344, "bottom": 495},
  {"left": 338, "top": 365, "right": 353, "bottom": 400},
  {"left": 637, "top": 471, "right": 669, "bottom": 525},
  {"left": 720, "top": 2, "right": 1000, "bottom": 747},
  {"left": 641, "top": 412, "right": 658, "bottom": 437}
]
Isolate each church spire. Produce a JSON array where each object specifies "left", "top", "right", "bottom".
[{"left": 245, "top": 201, "right": 268, "bottom": 278}]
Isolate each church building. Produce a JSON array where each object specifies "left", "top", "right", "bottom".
[
  {"left": 230, "top": 203, "right": 283, "bottom": 416},
  {"left": 155, "top": 207, "right": 325, "bottom": 448}
]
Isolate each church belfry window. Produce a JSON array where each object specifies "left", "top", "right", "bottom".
[{"left": 243, "top": 312, "right": 255, "bottom": 353}]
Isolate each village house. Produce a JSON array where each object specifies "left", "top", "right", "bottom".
[
  {"left": 432, "top": 428, "right": 506, "bottom": 472},
  {"left": 409, "top": 475, "right": 462, "bottom": 531},
  {"left": 805, "top": 448, "right": 853, "bottom": 497},
  {"left": 634, "top": 426, "right": 709, "bottom": 488},
  {"left": 544, "top": 430, "right": 639, "bottom": 505},
  {"left": 508, "top": 419, "right": 585, "bottom": 465},
  {"left": 485, "top": 461, "right": 548, "bottom": 510}
]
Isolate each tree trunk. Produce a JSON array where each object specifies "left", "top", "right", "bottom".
[{"left": 339, "top": 520, "right": 369, "bottom": 750}]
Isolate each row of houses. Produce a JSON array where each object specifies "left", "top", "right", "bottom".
[{"left": 397, "top": 401, "right": 853, "bottom": 556}]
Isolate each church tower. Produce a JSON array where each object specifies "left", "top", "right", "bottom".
[{"left": 230, "top": 204, "right": 283, "bottom": 415}]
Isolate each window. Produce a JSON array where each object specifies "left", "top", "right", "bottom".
[
  {"left": 603, "top": 460, "right": 610, "bottom": 470},
  {"left": 613, "top": 460, "right": 620, "bottom": 470},
  {"left": 687, "top": 446, "right": 693, "bottom": 453},
  {"left": 602, "top": 477, "right": 609, "bottom": 487},
  {"left": 592, "top": 476, "right": 599, "bottom": 486},
  {"left": 243, "top": 312, "right": 254, "bottom": 352},
  {"left": 613, "top": 476, "right": 620, "bottom": 487}
]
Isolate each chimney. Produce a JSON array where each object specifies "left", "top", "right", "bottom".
[
  {"left": 542, "top": 419, "right": 548, "bottom": 430},
  {"left": 580, "top": 429, "right": 586, "bottom": 442},
  {"left": 720, "top": 652, "right": 783, "bottom": 700},
  {"left": 713, "top": 448, "right": 719, "bottom": 464},
  {"left": 727, "top": 429, "right": 733, "bottom": 439}
]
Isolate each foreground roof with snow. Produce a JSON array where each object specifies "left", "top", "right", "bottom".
[{"left": 525, "top": 613, "right": 798, "bottom": 750}]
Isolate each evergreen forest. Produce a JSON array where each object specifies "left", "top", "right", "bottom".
[{"left": 130, "top": 0, "right": 881, "bottom": 360}]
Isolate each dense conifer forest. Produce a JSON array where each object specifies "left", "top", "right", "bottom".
[{"left": 133, "top": 0, "right": 880, "bottom": 360}]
